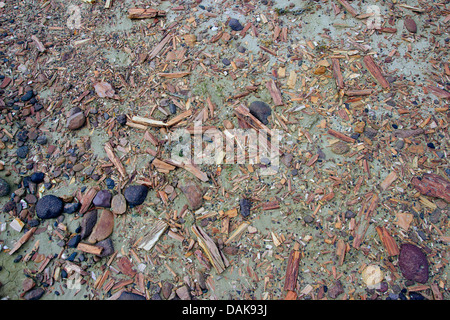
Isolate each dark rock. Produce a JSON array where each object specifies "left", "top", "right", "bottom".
[
  {"left": 249, "top": 101, "right": 271, "bottom": 125},
  {"left": 228, "top": 18, "right": 244, "bottom": 31},
  {"left": 239, "top": 198, "right": 252, "bottom": 217},
  {"left": 24, "top": 193, "right": 37, "bottom": 204},
  {"left": 36, "top": 135, "right": 47, "bottom": 145},
  {"left": 16, "top": 130, "right": 29, "bottom": 142},
  {"left": 0, "top": 177, "right": 10, "bottom": 197},
  {"left": 95, "top": 237, "right": 115, "bottom": 257},
  {"left": 117, "top": 291, "right": 147, "bottom": 300},
  {"left": 35, "top": 195, "right": 63, "bottom": 219},
  {"left": 124, "top": 184, "right": 148, "bottom": 206},
  {"left": 20, "top": 90, "right": 34, "bottom": 102},
  {"left": 30, "top": 172, "right": 45, "bottom": 183},
  {"left": 63, "top": 202, "right": 80, "bottom": 214},
  {"left": 116, "top": 114, "right": 127, "bottom": 126},
  {"left": 23, "top": 287, "right": 45, "bottom": 300},
  {"left": 364, "top": 127, "right": 378, "bottom": 139},
  {"left": 328, "top": 280, "right": 344, "bottom": 299},
  {"left": 345, "top": 210, "right": 356, "bottom": 219},
  {"left": 169, "top": 103, "right": 177, "bottom": 114},
  {"left": 67, "top": 234, "right": 81, "bottom": 248},
  {"left": 92, "top": 190, "right": 112, "bottom": 208},
  {"left": 222, "top": 58, "right": 231, "bottom": 66},
  {"left": 16, "top": 145, "right": 29, "bottom": 158},
  {"left": 80, "top": 210, "right": 98, "bottom": 239},
  {"left": 398, "top": 243, "right": 429, "bottom": 284}
]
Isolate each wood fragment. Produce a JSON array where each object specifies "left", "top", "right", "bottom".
[
  {"left": 375, "top": 226, "right": 399, "bottom": 256},
  {"left": 331, "top": 58, "right": 344, "bottom": 89},
  {"left": 283, "top": 242, "right": 301, "bottom": 291},
  {"left": 335, "top": 0, "right": 358, "bottom": 17},
  {"left": 9, "top": 227, "right": 36, "bottom": 255},
  {"left": 76, "top": 242, "right": 103, "bottom": 255},
  {"left": 191, "top": 225, "right": 229, "bottom": 274},
  {"left": 411, "top": 173, "right": 450, "bottom": 203},
  {"left": 327, "top": 129, "right": 356, "bottom": 143},
  {"left": 79, "top": 186, "right": 100, "bottom": 215},
  {"left": 157, "top": 71, "right": 191, "bottom": 79},
  {"left": 363, "top": 55, "right": 390, "bottom": 89},
  {"left": 127, "top": 8, "right": 166, "bottom": 19},
  {"left": 380, "top": 171, "right": 398, "bottom": 191},
  {"left": 137, "top": 220, "right": 168, "bottom": 251},
  {"left": 104, "top": 142, "right": 127, "bottom": 178},
  {"left": 266, "top": 79, "right": 284, "bottom": 106}
]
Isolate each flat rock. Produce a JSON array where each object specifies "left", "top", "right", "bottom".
[
  {"left": 124, "top": 184, "right": 148, "bottom": 206},
  {"left": 66, "top": 111, "right": 86, "bottom": 130},
  {"left": 35, "top": 195, "right": 64, "bottom": 219},
  {"left": 178, "top": 179, "right": 204, "bottom": 210},
  {"left": 398, "top": 243, "right": 429, "bottom": 284},
  {"left": 111, "top": 193, "right": 127, "bottom": 214},
  {"left": 23, "top": 287, "right": 45, "bottom": 300},
  {"left": 404, "top": 18, "right": 417, "bottom": 33},
  {"left": 249, "top": 100, "right": 271, "bottom": 125},
  {"left": 80, "top": 210, "right": 98, "bottom": 239},
  {"left": 87, "top": 209, "right": 114, "bottom": 244},
  {"left": 92, "top": 189, "right": 112, "bottom": 208}
]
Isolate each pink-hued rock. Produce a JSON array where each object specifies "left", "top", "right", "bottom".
[{"left": 398, "top": 243, "right": 429, "bottom": 284}]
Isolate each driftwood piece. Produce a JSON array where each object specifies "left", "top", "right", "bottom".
[
  {"left": 137, "top": 220, "right": 168, "bottom": 251},
  {"left": 148, "top": 33, "right": 172, "bottom": 61},
  {"left": 157, "top": 72, "right": 191, "bottom": 79},
  {"left": 327, "top": 129, "right": 356, "bottom": 143},
  {"left": 363, "top": 55, "right": 390, "bottom": 89},
  {"left": 331, "top": 58, "right": 344, "bottom": 89},
  {"left": 104, "top": 142, "right": 128, "bottom": 178},
  {"left": 9, "top": 227, "right": 36, "bottom": 255},
  {"left": 266, "top": 79, "right": 284, "bottom": 106},
  {"left": 353, "top": 193, "right": 379, "bottom": 249},
  {"left": 127, "top": 8, "right": 166, "bottom": 19},
  {"left": 426, "top": 86, "right": 450, "bottom": 99},
  {"left": 79, "top": 186, "right": 99, "bottom": 215},
  {"left": 411, "top": 173, "right": 450, "bottom": 203},
  {"left": 335, "top": 0, "right": 359, "bottom": 17},
  {"left": 375, "top": 226, "right": 399, "bottom": 256},
  {"left": 76, "top": 242, "right": 103, "bottom": 255},
  {"left": 283, "top": 242, "right": 301, "bottom": 291},
  {"left": 380, "top": 171, "right": 398, "bottom": 191},
  {"left": 191, "top": 225, "right": 229, "bottom": 274}
]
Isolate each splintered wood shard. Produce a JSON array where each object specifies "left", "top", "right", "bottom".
[
  {"left": 411, "top": 173, "right": 450, "bottom": 203},
  {"left": 363, "top": 55, "right": 390, "bottom": 89},
  {"left": 376, "top": 226, "right": 399, "bottom": 256},
  {"left": 283, "top": 243, "right": 301, "bottom": 291},
  {"left": 191, "top": 225, "right": 229, "bottom": 274},
  {"left": 127, "top": 8, "right": 166, "bottom": 19},
  {"left": 353, "top": 193, "right": 379, "bottom": 249},
  {"left": 138, "top": 220, "right": 168, "bottom": 251},
  {"left": 266, "top": 79, "right": 284, "bottom": 106},
  {"left": 331, "top": 58, "right": 344, "bottom": 89},
  {"left": 104, "top": 142, "right": 127, "bottom": 178},
  {"left": 9, "top": 227, "right": 36, "bottom": 255}
]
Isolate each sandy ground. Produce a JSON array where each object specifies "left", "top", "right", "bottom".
[{"left": 0, "top": 0, "right": 449, "bottom": 300}]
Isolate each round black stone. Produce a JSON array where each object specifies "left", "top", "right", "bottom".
[
  {"left": 35, "top": 195, "right": 64, "bottom": 219},
  {"left": 124, "top": 185, "right": 149, "bottom": 206}
]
